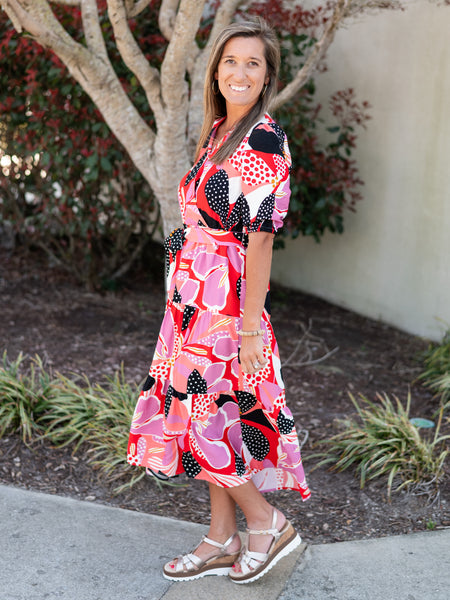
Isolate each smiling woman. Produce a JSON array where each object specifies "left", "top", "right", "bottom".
[{"left": 127, "top": 17, "right": 310, "bottom": 585}]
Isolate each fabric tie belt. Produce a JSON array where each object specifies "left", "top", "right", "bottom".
[{"left": 184, "top": 225, "right": 247, "bottom": 248}]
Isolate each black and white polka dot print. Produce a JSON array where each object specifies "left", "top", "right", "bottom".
[
  {"left": 277, "top": 410, "right": 295, "bottom": 435},
  {"left": 236, "top": 276, "right": 242, "bottom": 299},
  {"left": 241, "top": 422, "right": 270, "bottom": 461},
  {"left": 164, "top": 385, "right": 174, "bottom": 418},
  {"left": 187, "top": 369, "right": 208, "bottom": 394},
  {"left": 184, "top": 152, "right": 207, "bottom": 186},
  {"left": 172, "top": 285, "right": 182, "bottom": 304},
  {"left": 182, "top": 305, "right": 197, "bottom": 331},
  {"left": 164, "top": 227, "right": 186, "bottom": 275},
  {"left": 255, "top": 193, "right": 275, "bottom": 224},
  {"left": 234, "top": 452, "right": 246, "bottom": 476},
  {"left": 235, "top": 390, "right": 257, "bottom": 414},
  {"left": 142, "top": 375, "right": 156, "bottom": 392},
  {"left": 268, "top": 122, "right": 286, "bottom": 152},
  {"left": 182, "top": 451, "right": 202, "bottom": 478},
  {"left": 204, "top": 169, "right": 230, "bottom": 224},
  {"left": 226, "top": 192, "right": 250, "bottom": 230},
  {"left": 164, "top": 385, "right": 187, "bottom": 419}
]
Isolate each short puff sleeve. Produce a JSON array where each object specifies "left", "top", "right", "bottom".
[{"left": 229, "top": 121, "right": 291, "bottom": 234}]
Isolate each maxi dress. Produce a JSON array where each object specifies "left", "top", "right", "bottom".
[{"left": 127, "top": 113, "right": 311, "bottom": 500}]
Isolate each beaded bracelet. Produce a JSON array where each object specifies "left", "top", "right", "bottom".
[{"left": 237, "top": 329, "right": 264, "bottom": 337}]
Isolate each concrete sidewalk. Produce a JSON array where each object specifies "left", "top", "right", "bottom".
[{"left": 0, "top": 484, "right": 448, "bottom": 600}]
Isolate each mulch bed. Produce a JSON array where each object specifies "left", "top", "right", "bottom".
[{"left": 1, "top": 248, "right": 449, "bottom": 544}]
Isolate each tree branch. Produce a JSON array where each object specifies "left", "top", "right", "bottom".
[
  {"left": 158, "top": 0, "right": 179, "bottom": 41},
  {"left": 1, "top": 0, "right": 23, "bottom": 32},
  {"left": 207, "top": 0, "right": 243, "bottom": 50},
  {"left": 272, "top": 0, "right": 348, "bottom": 111},
  {"left": 1, "top": 0, "right": 53, "bottom": 36},
  {"left": 107, "top": 0, "right": 164, "bottom": 121},
  {"left": 127, "top": 0, "right": 152, "bottom": 17},
  {"left": 344, "top": 0, "right": 404, "bottom": 17},
  {"left": 81, "top": 0, "right": 108, "bottom": 60},
  {"left": 272, "top": 0, "right": 410, "bottom": 111},
  {"left": 160, "top": 0, "right": 205, "bottom": 108},
  {"left": 2, "top": 0, "right": 156, "bottom": 182}
]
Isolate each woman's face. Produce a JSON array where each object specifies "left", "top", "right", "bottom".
[{"left": 215, "top": 36, "right": 269, "bottom": 117}]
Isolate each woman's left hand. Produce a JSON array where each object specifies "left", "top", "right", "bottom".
[{"left": 240, "top": 335, "right": 268, "bottom": 374}]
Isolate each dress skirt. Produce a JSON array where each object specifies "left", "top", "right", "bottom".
[{"left": 127, "top": 225, "right": 311, "bottom": 500}]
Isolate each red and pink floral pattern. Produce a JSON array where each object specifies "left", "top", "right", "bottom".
[{"left": 127, "top": 114, "right": 310, "bottom": 500}]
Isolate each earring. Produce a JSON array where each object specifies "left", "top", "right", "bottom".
[
  {"left": 212, "top": 80, "right": 220, "bottom": 95},
  {"left": 261, "top": 83, "right": 268, "bottom": 98}
]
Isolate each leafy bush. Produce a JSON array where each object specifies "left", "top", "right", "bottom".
[
  {"left": 0, "top": 9, "right": 158, "bottom": 289},
  {"left": 316, "top": 392, "right": 449, "bottom": 499},
  {"left": 278, "top": 87, "right": 370, "bottom": 242},
  {"left": 419, "top": 331, "right": 450, "bottom": 413}
]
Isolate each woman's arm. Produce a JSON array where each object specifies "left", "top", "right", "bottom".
[{"left": 240, "top": 231, "right": 274, "bottom": 374}]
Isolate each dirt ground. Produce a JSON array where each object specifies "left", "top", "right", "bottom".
[{"left": 0, "top": 248, "right": 448, "bottom": 544}]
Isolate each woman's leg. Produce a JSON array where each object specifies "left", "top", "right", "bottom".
[
  {"left": 188, "top": 479, "right": 285, "bottom": 562},
  {"left": 165, "top": 479, "right": 286, "bottom": 571},
  {"left": 226, "top": 480, "right": 287, "bottom": 573},
  {"left": 166, "top": 483, "right": 241, "bottom": 569}
]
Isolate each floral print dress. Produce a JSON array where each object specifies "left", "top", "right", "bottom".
[{"left": 127, "top": 113, "right": 310, "bottom": 500}]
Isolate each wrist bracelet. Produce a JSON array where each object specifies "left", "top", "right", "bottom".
[{"left": 237, "top": 329, "right": 264, "bottom": 337}]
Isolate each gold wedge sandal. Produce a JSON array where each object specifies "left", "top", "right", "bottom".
[
  {"left": 229, "top": 509, "right": 301, "bottom": 584},
  {"left": 162, "top": 532, "right": 241, "bottom": 581}
]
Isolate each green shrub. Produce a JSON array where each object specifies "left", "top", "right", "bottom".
[
  {"left": 43, "top": 367, "right": 146, "bottom": 491},
  {"left": 316, "top": 392, "right": 449, "bottom": 498},
  {"left": 0, "top": 352, "right": 54, "bottom": 442},
  {"left": 419, "top": 331, "right": 450, "bottom": 413},
  {"left": 0, "top": 352, "right": 156, "bottom": 492}
]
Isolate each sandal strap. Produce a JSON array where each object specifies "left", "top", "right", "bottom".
[
  {"left": 246, "top": 527, "right": 279, "bottom": 536},
  {"left": 174, "top": 552, "right": 202, "bottom": 573},
  {"left": 246, "top": 508, "right": 280, "bottom": 537},
  {"left": 238, "top": 548, "right": 268, "bottom": 576},
  {"left": 202, "top": 532, "right": 236, "bottom": 550}
]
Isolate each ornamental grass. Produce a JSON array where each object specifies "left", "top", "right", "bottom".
[
  {"left": 418, "top": 330, "right": 450, "bottom": 414},
  {"left": 0, "top": 352, "right": 54, "bottom": 442},
  {"left": 0, "top": 352, "right": 148, "bottom": 491},
  {"left": 317, "top": 392, "right": 449, "bottom": 499}
]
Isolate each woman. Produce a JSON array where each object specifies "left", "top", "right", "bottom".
[{"left": 127, "top": 17, "right": 310, "bottom": 584}]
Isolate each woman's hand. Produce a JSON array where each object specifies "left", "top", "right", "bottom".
[{"left": 240, "top": 335, "right": 268, "bottom": 374}]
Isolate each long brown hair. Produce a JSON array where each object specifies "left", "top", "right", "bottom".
[{"left": 196, "top": 18, "right": 280, "bottom": 164}]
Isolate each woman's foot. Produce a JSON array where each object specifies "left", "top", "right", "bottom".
[
  {"left": 231, "top": 508, "right": 285, "bottom": 574},
  {"left": 163, "top": 532, "right": 241, "bottom": 581},
  {"left": 229, "top": 508, "right": 301, "bottom": 584}
]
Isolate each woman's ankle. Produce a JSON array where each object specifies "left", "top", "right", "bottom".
[{"left": 246, "top": 506, "right": 285, "bottom": 532}]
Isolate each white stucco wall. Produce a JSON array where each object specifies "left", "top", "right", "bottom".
[{"left": 271, "top": 1, "right": 450, "bottom": 341}]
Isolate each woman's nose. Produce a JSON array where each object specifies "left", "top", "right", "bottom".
[{"left": 233, "top": 63, "right": 247, "bottom": 80}]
